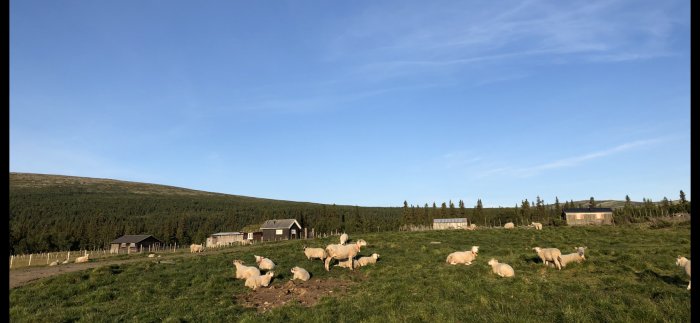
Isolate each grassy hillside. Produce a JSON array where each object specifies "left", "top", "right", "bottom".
[{"left": 9, "top": 224, "right": 691, "bottom": 322}]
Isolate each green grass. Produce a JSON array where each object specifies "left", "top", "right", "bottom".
[{"left": 10, "top": 225, "right": 691, "bottom": 322}]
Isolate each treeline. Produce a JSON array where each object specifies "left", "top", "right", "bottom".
[{"left": 8, "top": 174, "right": 691, "bottom": 255}]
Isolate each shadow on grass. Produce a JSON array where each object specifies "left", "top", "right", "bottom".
[{"left": 635, "top": 269, "right": 687, "bottom": 287}]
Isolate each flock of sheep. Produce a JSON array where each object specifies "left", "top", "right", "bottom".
[
  {"left": 231, "top": 233, "right": 381, "bottom": 290},
  {"left": 447, "top": 222, "right": 691, "bottom": 290}
]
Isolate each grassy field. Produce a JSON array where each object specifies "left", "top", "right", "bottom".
[{"left": 10, "top": 223, "right": 691, "bottom": 322}]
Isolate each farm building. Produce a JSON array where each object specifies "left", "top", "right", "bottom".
[
  {"left": 562, "top": 208, "right": 614, "bottom": 226},
  {"left": 245, "top": 231, "right": 263, "bottom": 242},
  {"left": 206, "top": 232, "right": 245, "bottom": 248},
  {"left": 260, "top": 219, "right": 302, "bottom": 241},
  {"left": 110, "top": 235, "right": 163, "bottom": 254},
  {"left": 433, "top": 218, "right": 469, "bottom": 230}
]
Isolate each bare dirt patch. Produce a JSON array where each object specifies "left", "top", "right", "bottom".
[{"left": 236, "top": 278, "right": 357, "bottom": 312}]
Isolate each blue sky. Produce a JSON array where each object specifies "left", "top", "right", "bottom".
[{"left": 10, "top": 0, "right": 690, "bottom": 207}]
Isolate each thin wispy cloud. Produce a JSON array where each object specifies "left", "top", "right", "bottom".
[{"left": 478, "top": 138, "right": 665, "bottom": 178}]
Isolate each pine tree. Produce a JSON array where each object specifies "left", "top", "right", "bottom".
[
  {"left": 588, "top": 197, "right": 596, "bottom": 209},
  {"left": 679, "top": 190, "right": 689, "bottom": 213},
  {"left": 449, "top": 200, "right": 456, "bottom": 216},
  {"left": 458, "top": 200, "right": 465, "bottom": 217},
  {"left": 475, "top": 199, "right": 483, "bottom": 222},
  {"left": 440, "top": 202, "right": 447, "bottom": 218}
]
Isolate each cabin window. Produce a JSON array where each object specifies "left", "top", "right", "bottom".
[
  {"left": 276, "top": 229, "right": 283, "bottom": 235},
  {"left": 291, "top": 229, "right": 297, "bottom": 234},
  {"left": 247, "top": 233, "right": 253, "bottom": 240},
  {"left": 130, "top": 243, "right": 136, "bottom": 247}
]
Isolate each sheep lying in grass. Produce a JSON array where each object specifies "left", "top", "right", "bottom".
[
  {"left": 325, "top": 239, "right": 367, "bottom": 271},
  {"left": 487, "top": 258, "right": 514, "bottom": 277},
  {"left": 254, "top": 255, "right": 276, "bottom": 271},
  {"left": 290, "top": 266, "right": 310, "bottom": 281},
  {"left": 446, "top": 246, "right": 479, "bottom": 265},
  {"left": 676, "top": 256, "right": 691, "bottom": 290},
  {"left": 74, "top": 254, "right": 89, "bottom": 264},
  {"left": 531, "top": 222, "right": 543, "bottom": 230},
  {"left": 245, "top": 271, "right": 274, "bottom": 290},
  {"left": 49, "top": 260, "right": 60, "bottom": 266},
  {"left": 190, "top": 244, "right": 204, "bottom": 253},
  {"left": 303, "top": 246, "right": 327, "bottom": 261},
  {"left": 340, "top": 233, "right": 349, "bottom": 245},
  {"left": 233, "top": 260, "right": 261, "bottom": 280},
  {"left": 533, "top": 247, "right": 562, "bottom": 270},
  {"left": 557, "top": 247, "right": 586, "bottom": 267},
  {"left": 148, "top": 253, "right": 156, "bottom": 258},
  {"left": 356, "top": 253, "right": 380, "bottom": 267},
  {"left": 466, "top": 224, "right": 477, "bottom": 230},
  {"left": 504, "top": 222, "right": 515, "bottom": 229},
  {"left": 334, "top": 259, "right": 357, "bottom": 269}
]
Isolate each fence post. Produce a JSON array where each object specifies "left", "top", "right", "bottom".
[
  {"left": 47, "top": 253, "right": 50, "bottom": 265},
  {"left": 28, "top": 254, "right": 32, "bottom": 266},
  {"left": 10, "top": 255, "right": 13, "bottom": 269}
]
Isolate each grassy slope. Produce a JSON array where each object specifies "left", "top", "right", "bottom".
[{"left": 10, "top": 224, "right": 691, "bottom": 322}]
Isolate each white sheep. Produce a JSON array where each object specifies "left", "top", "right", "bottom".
[
  {"left": 303, "top": 245, "right": 327, "bottom": 261},
  {"left": 233, "top": 259, "right": 261, "bottom": 280},
  {"left": 324, "top": 239, "right": 367, "bottom": 271},
  {"left": 190, "top": 244, "right": 204, "bottom": 253},
  {"left": 334, "top": 259, "right": 358, "bottom": 269},
  {"left": 533, "top": 247, "right": 562, "bottom": 270},
  {"left": 504, "top": 222, "right": 515, "bottom": 229},
  {"left": 446, "top": 246, "right": 479, "bottom": 265},
  {"left": 676, "top": 256, "right": 691, "bottom": 290},
  {"left": 148, "top": 253, "right": 156, "bottom": 258},
  {"left": 557, "top": 247, "right": 586, "bottom": 267},
  {"left": 487, "top": 258, "right": 515, "bottom": 277},
  {"left": 356, "top": 253, "right": 380, "bottom": 267},
  {"left": 254, "top": 255, "right": 276, "bottom": 271},
  {"left": 340, "top": 233, "right": 349, "bottom": 245},
  {"left": 531, "top": 222, "right": 543, "bottom": 230},
  {"left": 74, "top": 254, "right": 89, "bottom": 264},
  {"left": 244, "top": 271, "right": 275, "bottom": 290},
  {"left": 49, "top": 260, "right": 60, "bottom": 266},
  {"left": 290, "top": 266, "right": 311, "bottom": 281},
  {"left": 466, "top": 223, "right": 477, "bottom": 230}
]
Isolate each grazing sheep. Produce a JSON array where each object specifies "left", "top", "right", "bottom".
[
  {"left": 676, "top": 256, "right": 691, "bottom": 290},
  {"left": 324, "top": 239, "right": 367, "bottom": 271},
  {"left": 254, "top": 255, "right": 276, "bottom": 271},
  {"left": 244, "top": 271, "right": 275, "bottom": 290},
  {"left": 356, "top": 253, "right": 380, "bottom": 267},
  {"left": 487, "top": 258, "right": 515, "bottom": 277},
  {"left": 233, "top": 259, "right": 261, "bottom": 280},
  {"left": 531, "top": 222, "right": 543, "bottom": 230},
  {"left": 49, "top": 260, "right": 59, "bottom": 266},
  {"left": 340, "top": 233, "right": 349, "bottom": 245},
  {"left": 446, "top": 246, "right": 480, "bottom": 265},
  {"left": 504, "top": 222, "right": 515, "bottom": 229},
  {"left": 190, "top": 244, "right": 204, "bottom": 253},
  {"left": 290, "top": 266, "right": 311, "bottom": 281},
  {"left": 303, "top": 245, "right": 328, "bottom": 261},
  {"left": 533, "top": 247, "right": 562, "bottom": 270},
  {"left": 75, "top": 254, "right": 89, "bottom": 264},
  {"left": 557, "top": 247, "right": 586, "bottom": 267}
]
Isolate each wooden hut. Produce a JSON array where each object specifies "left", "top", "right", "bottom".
[
  {"left": 433, "top": 218, "right": 469, "bottom": 230},
  {"left": 260, "top": 219, "right": 302, "bottom": 241},
  {"left": 206, "top": 232, "right": 245, "bottom": 248},
  {"left": 110, "top": 235, "right": 163, "bottom": 254},
  {"left": 562, "top": 208, "right": 614, "bottom": 226}
]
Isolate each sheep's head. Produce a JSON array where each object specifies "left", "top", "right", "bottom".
[
  {"left": 676, "top": 256, "right": 688, "bottom": 266},
  {"left": 487, "top": 258, "right": 497, "bottom": 266},
  {"left": 267, "top": 271, "right": 275, "bottom": 277},
  {"left": 356, "top": 239, "right": 367, "bottom": 247},
  {"left": 233, "top": 259, "right": 244, "bottom": 266},
  {"left": 254, "top": 255, "right": 263, "bottom": 263},
  {"left": 533, "top": 247, "right": 542, "bottom": 253},
  {"left": 290, "top": 267, "right": 299, "bottom": 274},
  {"left": 471, "top": 246, "right": 479, "bottom": 254}
]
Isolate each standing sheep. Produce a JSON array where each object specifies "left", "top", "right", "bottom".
[
  {"left": 531, "top": 222, "right": 543, "bottom": 230},
  {"left": 290, "top": 266, "right": 311, "bottom": 281},
  {"left": 533, "top": 247, "right": 562, "bottom": 270},
  {"left": 504, "top": 222, "right": 515, "bottom": 229},
  {"left": 190, "top": 244, "right": 204, "bottom": 253},
  {"left": 340, "top": 233, "right": 349, "bottom": 245},
  {"left": 356, "top": 253, "right": 380, "bottom": 267},
  {"left": 233, "top": 260, "right": 261, "bottom": 280},
  {"left": 244, "top": 271, "right": 275, "bottom": 290},
  {"left": 254, "top": 255, "right": 276, "bottom": 271},
  {"left": 446, "top": 246, "right": 479, "bottom": 265},
  {"left": 303, "top": 245, "right": 327, "bottom": 261},
  {"left": 676, "top": 256, "right": 691, "bottom": 290},
  {"left": 487, "top": 258, "right": 515, "bottom": 277},
  {"left": 324, "top": 239, "right": 367, "bottom": 271}
]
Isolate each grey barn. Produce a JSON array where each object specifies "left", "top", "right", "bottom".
[
  {"left": 110, "top": 235, "right": 163, "bottom": 253},
  {"left": 260, "top": 219, "right": 302, "bottom": 241},
  {"left": 562, "top": 208, "right": 614, "bottom": 226}
]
